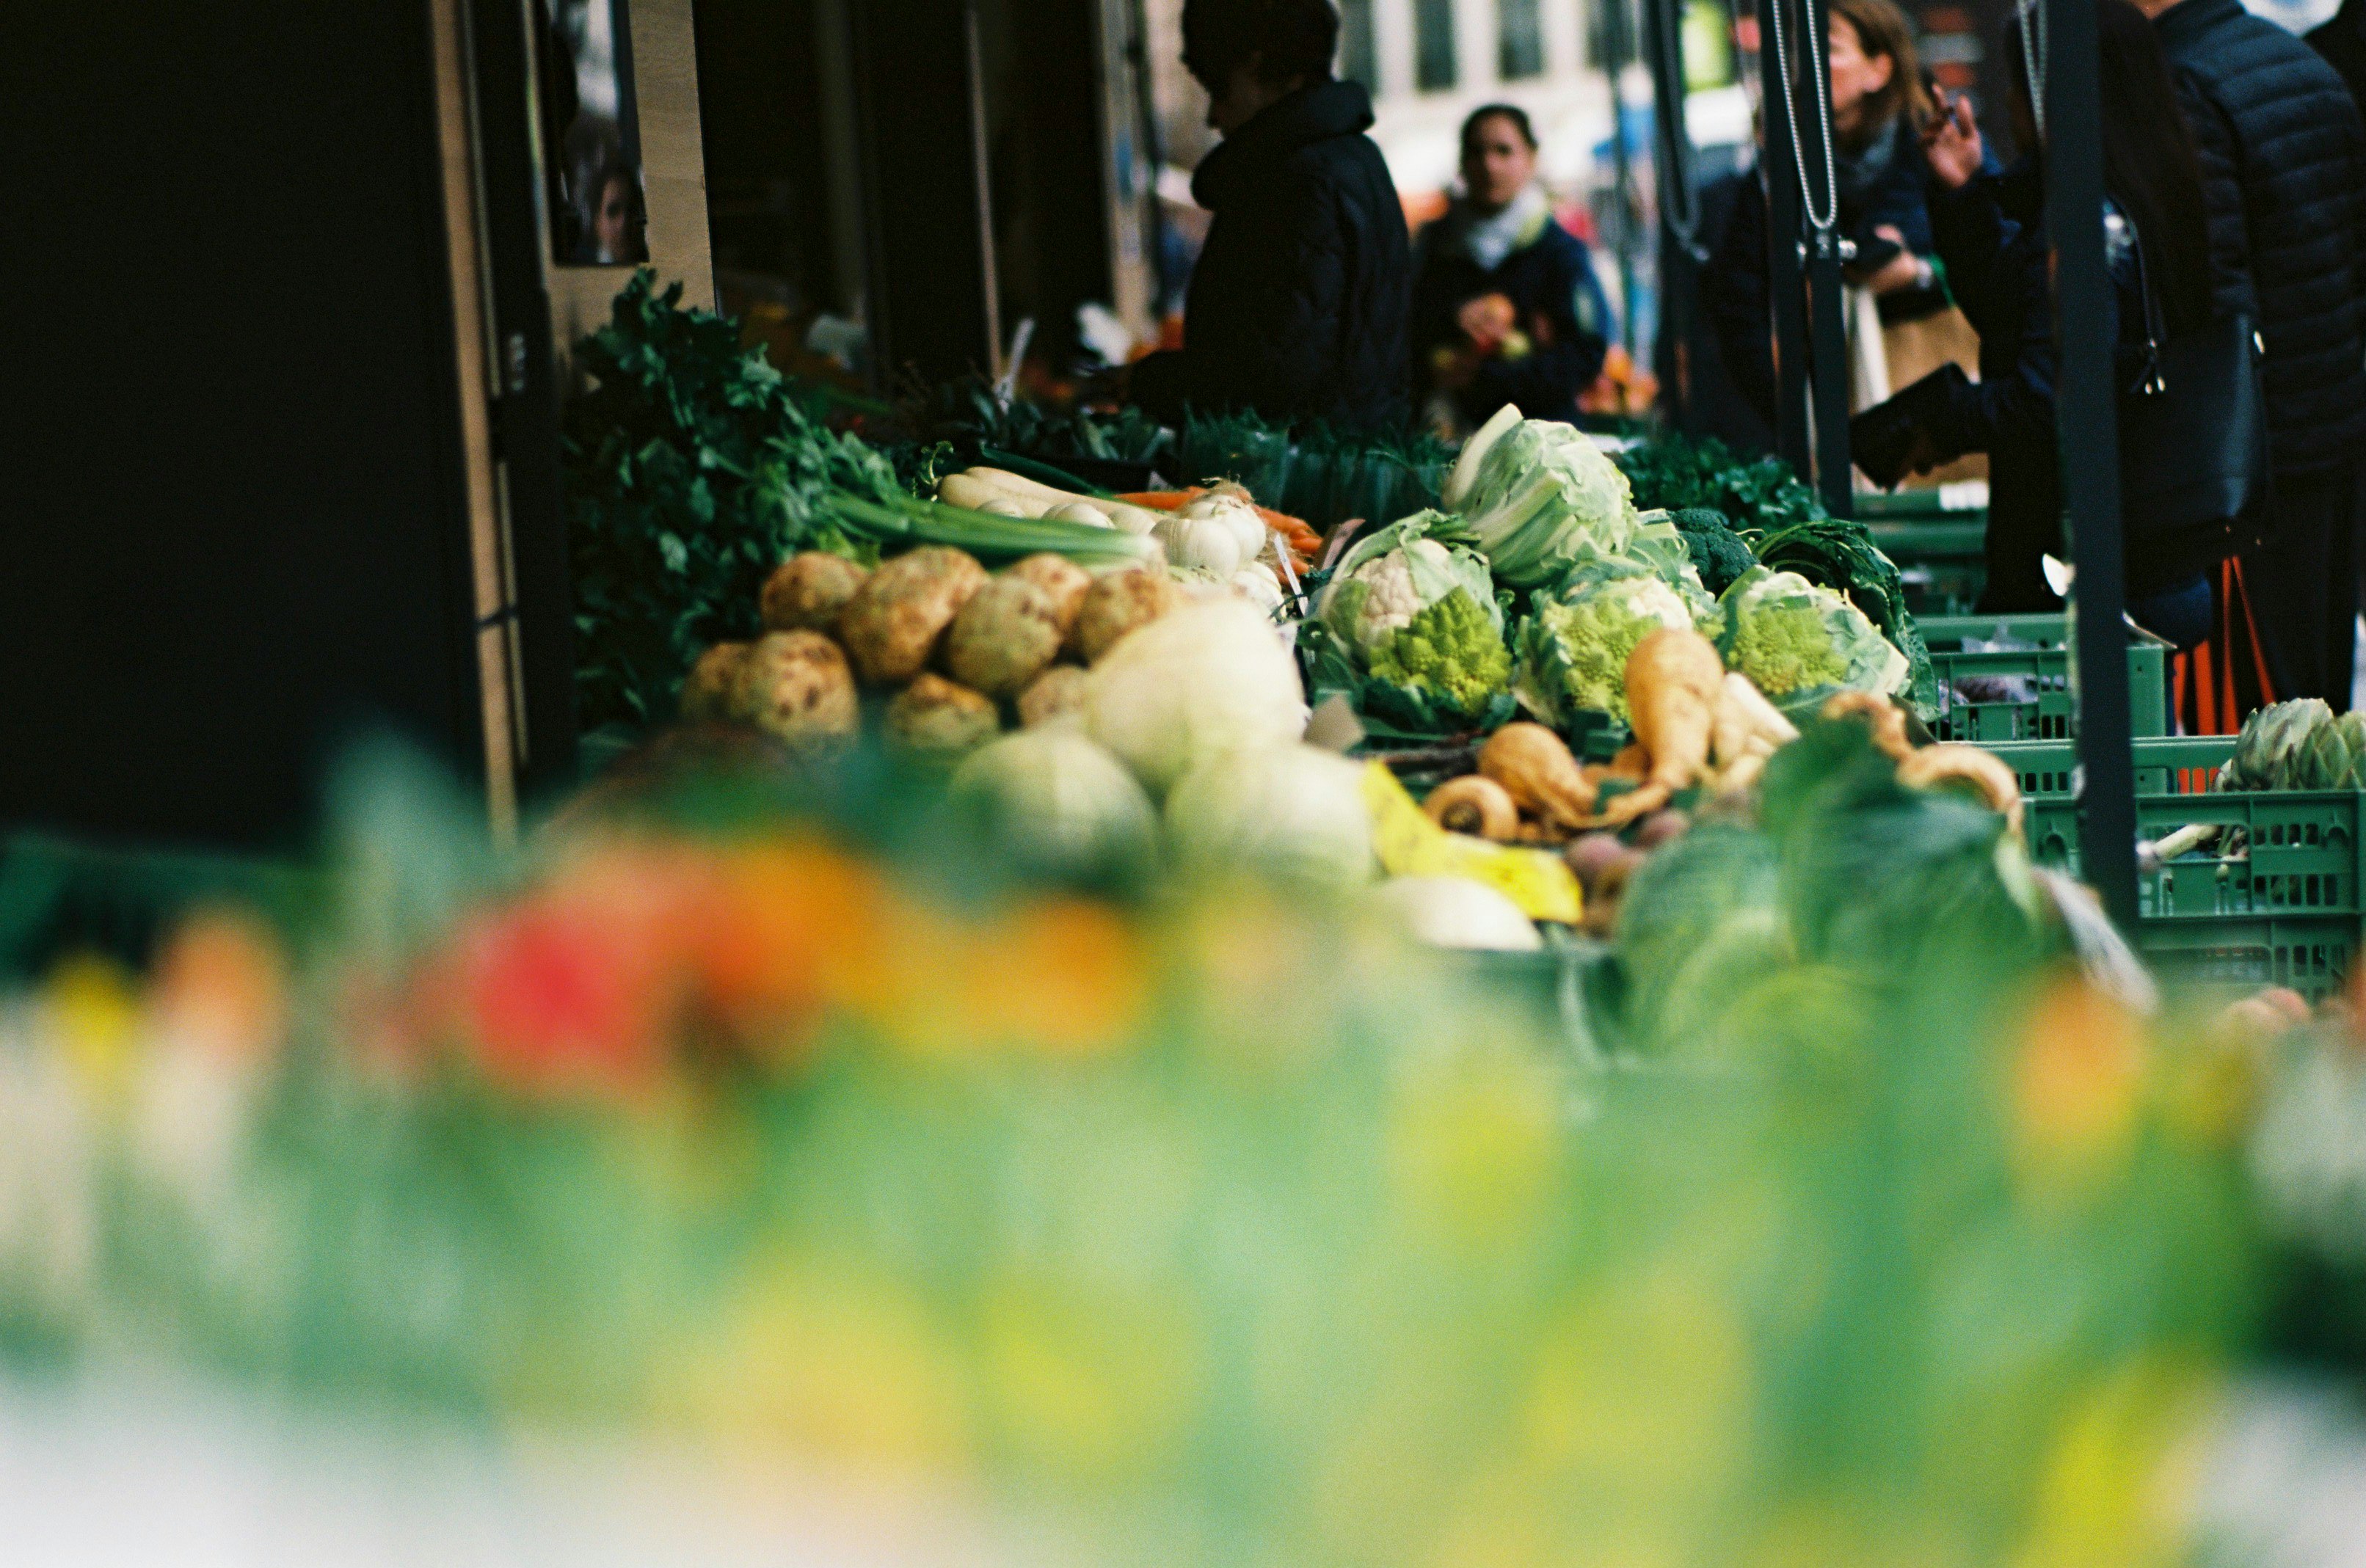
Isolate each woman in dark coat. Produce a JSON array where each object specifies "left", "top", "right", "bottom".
[
  {"left": 1851, "top": 0, "right": 2222, "bottom": 645},
  {"left": 1703, "top": 0, "right": 1946, "bottom": 428},
  {"left": 1410, "top": 104, "right": 1612, "bottom": 430},
  {"left": 1128, "top": 0, "right": 1411, "bottom": 432}
]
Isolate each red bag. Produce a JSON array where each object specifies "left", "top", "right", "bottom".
[{"left": 2174, "top": 559, "right": 2276, "bottom": 734}]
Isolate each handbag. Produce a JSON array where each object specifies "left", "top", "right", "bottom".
[{"left": 2115, "top": 214, "right": 2270, "bottom": 577}]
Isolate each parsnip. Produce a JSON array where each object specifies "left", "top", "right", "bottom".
[
  {"left": 962, "top": 465, "right": 1082, "bottom": 501},
  {"left": 1821, "top": 690, "right": 1910, "bottom": 762},
  {"left": 1896, "top": 743, "right": 2025, "bottom": 840},
  {"left": 1479, "top": 723, "right": 1597, "bottom": 831},
  {"left": 940, "top": 473, "right": 1049, "bottom": 517},
  {"left": 1576, "top": 628, "right": 1723, "bottom": 829},
  {"left": 1713, "top": 672, "right": 1797, "bottom": 777},
  {"left": 1424, "top": 775, "right": 1521, "bottom": 839}
]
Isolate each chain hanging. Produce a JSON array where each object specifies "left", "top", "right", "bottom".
[
  {"left": 2017, "top": 0, "right": 2048, "bottom": 139},
  {"left": 1651, "top": 0, "right": 1708, "bottom": 256},
  {"left": 1764, "top": 0, "right": 1841, "bottom": 235}
]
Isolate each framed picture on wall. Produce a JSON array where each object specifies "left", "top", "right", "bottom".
[{"left": 537, "top": 0, "right": 649, "bottom": 265}]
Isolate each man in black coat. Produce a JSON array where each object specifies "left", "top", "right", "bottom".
[
  {"left": 1128, "top": 0, "right": 1410, "bottom": 432},
  {"left": 2143, "top": 0, "right": 2366, "bottom": 707}
]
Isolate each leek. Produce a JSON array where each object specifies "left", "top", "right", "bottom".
[{"left": 826, "top": 492, "right": 1160, "bottom": 567}]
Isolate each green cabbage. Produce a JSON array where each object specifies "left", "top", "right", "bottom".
[{"left": 1442, "top": 412, "right": 1640, "bottom": 589}]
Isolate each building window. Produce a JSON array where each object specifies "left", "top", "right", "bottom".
[
  {"left": 1415, "top": 0, "right": 1459, "bottom": 91},
  {"left": 1499, "top": 0, "right": 1545, "bottom": 79},
  {"left": 1339, "top": 0, "right": 1378, "bottom": 90}
]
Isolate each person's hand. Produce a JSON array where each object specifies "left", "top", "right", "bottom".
[
  {"left": 1851, "top": 390, "right": 1946, "bottom": 489},
  {"left": 1921, "top": 90, "right": 1983, "bottom": 190},
  {"left": 1456, "top": 293, "right": 1518, "bottom": 354},
  {"left": 1854, "top": 427, "right": 1943, "bottom": 489},
  {"left": 1860, "top": 226, "right": 1931, "bottom": 295}
]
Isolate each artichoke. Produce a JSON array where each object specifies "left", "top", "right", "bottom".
[
  {"left": 2297, "top": 709, "right": 2366, "bottom": 791},
  {"left": 2221, "top": 699, "right": 2334, "bottom": 791}
]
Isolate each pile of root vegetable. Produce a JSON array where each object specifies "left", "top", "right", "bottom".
[
  {"left": 676, "top": 531, "right": 1292, "bottom": 762},
  {"left": 1418, "top": 624, "right": 2025, "bottom": 941}
]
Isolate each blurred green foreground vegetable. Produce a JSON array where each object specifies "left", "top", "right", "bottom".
[{"left": 0, "top": 729, "right": 2281, "bottom": 1566}]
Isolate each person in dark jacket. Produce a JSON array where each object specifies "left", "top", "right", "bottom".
[
  {"left": 2141, "top": 0, "right": 2366, "bottom": 707},
  {"left": 1127, "top": 0, "right": 1410, "bottom": 432},
  {"left": 1703, "top": 0, "right": 1946, "bottom": 429},
  {"left": 1850, "top": 0, "right": 2221, "bottom": 644},
  {"left": 2311, "top": 0, "right": 2366, "bottom": 126},
  {"left": 1410, "top": 104, "right": 1612, "bottom": 430}
]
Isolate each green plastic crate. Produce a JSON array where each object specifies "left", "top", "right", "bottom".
[
  {"left": 1919, "top": 614, "right": 2169, "bottom": 743},
  {"left": 1987, "top": 735, "right": 2360, "bottom": 999},
  {"left": 1869, "top": 515, "right": 1987, "bottom": 619}
]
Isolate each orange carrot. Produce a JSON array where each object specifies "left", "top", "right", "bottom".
[{"left": 1118, "top": 488, "right": 1321, "bottom": 570}]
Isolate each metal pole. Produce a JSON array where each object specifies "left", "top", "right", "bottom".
[
  {"left": 1604, "top": 0, "right": 1641, "bottom": 357},
  {"left": 1757, "top": 0, "right": 1813, "bottom": 476},
  {"left": 1125, "top": 0, "right": 1171, "bottom": 319},
  {"left": 1644, "top": 0, "right": 1705, "bottom": 427},
  {"left": 1799, "top": 0, "right": 1853, "bottom": 517},
  {"left": 2042, "top": 0, "right": 2139, "bottom": 930}
]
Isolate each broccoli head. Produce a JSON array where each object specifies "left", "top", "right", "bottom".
[
  {"left": 1369, "top": 587, "right": 1513, "bottom": 718},
  {"left": 1670, "top": 508, "right": 1757, "bottom": 597}
]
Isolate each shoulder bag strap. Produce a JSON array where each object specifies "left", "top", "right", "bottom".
[{"left": 2118, "top": 207, "right": 2168, "bottom": 394}]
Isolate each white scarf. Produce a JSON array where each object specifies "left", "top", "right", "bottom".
[{"left": 1460, "top": 183, "right": 1551, "bottom": 273}]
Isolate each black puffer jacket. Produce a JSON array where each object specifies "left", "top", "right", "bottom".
[
  {"left": 1130, "top": 80, "right": 1411, "bottom": 432},
  {"left": 2157, "top": 0, "right": 2366, "bottom": 476}
]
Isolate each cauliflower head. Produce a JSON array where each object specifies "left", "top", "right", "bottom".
[
  {"left": 1331, "top": 536, "right": 1453, "bottom": 648},
  {"left": 1369, "top": 586, "right": 1513, "bottom": 716},
  {"left": 1513, "top": 574, "right": 1698, "bottom": 723},
  {"left": 1718, "top": 568, "right": 1910, "bottom": 701},
  {"left": 1317, "top": 517, "right": 1501, "bottom": 652}
]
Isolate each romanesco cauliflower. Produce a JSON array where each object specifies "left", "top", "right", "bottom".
[
  {"left": 1369, "top": 588, "right": 1513, "bottom": 715},
  {"left": 1727, "top": 602, "right": 1848, "bottom": 696},
  {"left": 1313, "top": 514, "right": 1512, "bottom": 723},
  {"left": 1717, "top": 567, "right": 1911, "bottom": 701},
  {"left": 1513, "top": 575, "right": 1698, "bottom": 723}
]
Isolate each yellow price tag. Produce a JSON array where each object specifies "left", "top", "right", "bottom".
[{"left": 1361, "top": 763, "right": 1583, "bottom": 925}]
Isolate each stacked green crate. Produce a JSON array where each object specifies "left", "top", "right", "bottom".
[
  {"left": 1919, "top": 614, "right": 2169, "bottom": 742},
  {"left": 1987, "top": 734, "right": 2360, "bottom": 1000}
]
